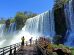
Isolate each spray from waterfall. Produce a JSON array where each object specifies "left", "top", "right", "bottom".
[{"left": 0, "top": 11, "right": 55, "bottom": 48}]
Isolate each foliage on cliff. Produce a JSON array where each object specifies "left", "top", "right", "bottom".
[
  {"left": 15, "top": 12, "right": 27, "bottom": 30},
  {"left": 54, "top": 0, "right": 69, "bottom": 9},
  {"left": 0, "top": 18, "right": 5, "bottom": 24},
  {"left": 15, "top": 11, "right": 37, "bottom": 30},
  {"left": 0, "top": 11, "right": 37, "bottom": 30},
  {"left": 53, "top": 0, "right": 68, "bottom": 44},
  {"left": 38, "top": 37, "right": 72, "bottom": 55}
]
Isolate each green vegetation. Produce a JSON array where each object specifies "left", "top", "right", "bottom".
[
  {"left": 0, "top": 11, "right": 37, "bottom": 30},
  {"left": 38, "top": 37, "right": 73, "bottom": 55},
  {"left": 0, "top": 18, "right": 5, "bottom": 24},
  {"left": 54, "top": 0, "right": 68, "bottom": 44},
  {"left": 10, "top": 18, "right": 15, "bottom": 23},
  {"left": 15, "top": 12, "right": 27, "bottom": 30},
  {"left": 14, "top": 12, "right": 37, "bottom": 30},
  {"left": 54, "top": 0, "right": 69, "bottom": 9},
  {"left": 70, "top": 48, "right": 74, "bottom": 55}
]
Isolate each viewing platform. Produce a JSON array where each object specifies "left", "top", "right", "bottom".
[
  {"left": 16, "top": 45, "right": 37, "bottom": 55},
  {"left": 0, "top": 38, "right": 72, "bottom": 55},
  {"left": 0, "top": 40, "right": 38, "bottom": 55}
]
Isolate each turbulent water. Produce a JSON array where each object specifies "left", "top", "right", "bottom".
[
  {"left": 64, "top": 0, "right": 74, "bottom": 47},
  {"left": 0, "top": 0, "right": 74, "bottom": 48},
  {"left": 25, "top": 11, "right": 55, "bottom": 37},
  {"left": 0, "top": 11, "right": 55, "bottom": 48}
]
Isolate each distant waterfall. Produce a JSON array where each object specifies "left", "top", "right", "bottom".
[
  {"left": 0, "top": 24, "right": 5, "bottom": 41},
  {"left": 64, "top": 0, "right": 74, "bottom": 47},
  {"left": 0, "top": 23, "right": 19, "bottom": 47}
]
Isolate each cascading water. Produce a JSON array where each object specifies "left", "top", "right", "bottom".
[
  {"left": 0, "top": 0, "right": 74, "bottom": 48},
  {"left": 0, "top": 11, "right": 55, "bottom": 48},
  {"left": 25, "top": 11, "right": 55, "bottom": 37},
  {"left": 0, "top": 24, "right": 6, "bottom": 46},
  {"left": 64, "top": 0, "right": 74, "bottom": 47},
  {"left": 0, "top": 23, "right": 19, "bottom": 47}
]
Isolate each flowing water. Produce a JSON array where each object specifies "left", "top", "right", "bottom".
[
  {"left": 0, "top": 11, "right": 55, "bottom": 48},
  {"left": 64, "top": 0, "right": 74, "bottom": 47},
  {"left": 0, "top": 0, "right": 74, "bottom": 48}
]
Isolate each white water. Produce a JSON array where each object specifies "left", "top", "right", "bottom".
[
  {"left": 25, "top": 11, "right": 55, "bottom": 37},
  {"left": 64, "top": 0, "right": 74, "bottom": 47},
  {"left": 0, "top": 0, "right": 74, "bottom": 47},
  {"left": 0, "top": 11, "right": 55, "bottom": 48}
]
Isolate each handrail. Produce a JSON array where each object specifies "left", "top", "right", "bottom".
[
  {"left": 0, "top": 40, "right": 36, "bottom": 55},
  {"left": 0, "top": 42, "right": 21, "bottom": 55},
  {"left": 36, "top": 42, "right": 47, "bottom": 55}
]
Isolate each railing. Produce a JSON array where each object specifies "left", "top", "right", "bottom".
[
  {"left": 36, "top": 43, "right": 46, "bottom": 55},
  {"left": 36, "top": 41, "right": 50, "bottom": 55},
  {"left": 0, "top": 42, "right": 21, "bottom": 55},
  {"left": 0, "top": 40, "right": 36, "bottom": 55}
]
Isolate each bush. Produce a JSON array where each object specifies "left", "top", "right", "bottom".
[{"left": 15, "top": 12, "right": 37, "bottom": 30}]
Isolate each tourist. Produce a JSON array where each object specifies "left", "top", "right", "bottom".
[
  {"left": 29, "top": 37, "right": 32, "bottom": 46},
  {"left": 21, "top": 36, "right": 25, "bottom": 46},
  {"left": 35, "top": 39, "right": 37, "bottom": 44}
]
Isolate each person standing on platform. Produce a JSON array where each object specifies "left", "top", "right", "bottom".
[
  {"left": 21, "top": 36, "right": 25, "bottom": 46},
  {"left": 29, "top": 37, "right": 32, "bottom": 46}
]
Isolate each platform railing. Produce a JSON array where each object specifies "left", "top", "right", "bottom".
[
  {"left": 36, "top": 41, "right": 48, "bottom": 55},
  {"left": 36, "top": 43, "right": 45, "bottom": 55},
  {"left": 0, "top": 42, "right": 21, "bottom": 55},
  {"left": 0, "top": 40, "right": 36, "bottom": 55}
]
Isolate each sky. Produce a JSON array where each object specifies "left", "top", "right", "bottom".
[{"left": 0, "top": 0, "right": 54, "bottom": 19}]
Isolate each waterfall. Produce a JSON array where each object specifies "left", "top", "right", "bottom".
[
  {"left": 64, "top": 0, "right": 74, "bottom": 47},
  {"left": 1, "top": 0, "right": 74, "bottom": 47},
  {"left": 0, "top": 11, "right": 55, "bottom": 47},
  {"left": 0, "top": 23, "right": 19, "bottom": 47},
  {"left": 24, "top": 11, "right": 55, "bottom": 37},
  {"left": 0, "top": 24, "right": 6, "bottom": 46},
  {"left": 0, "top": 0, "right": 74, "bottom": 47}
]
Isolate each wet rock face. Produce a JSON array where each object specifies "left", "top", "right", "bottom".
[
  {"left": 54, "top": 5, "right": 67, "bottom": 44},
  {"left": 72, "top": 0, "right": 74, "bottom": 12},
  {"left": 5, "top": 19, "right": 10, "bottom": 28}
]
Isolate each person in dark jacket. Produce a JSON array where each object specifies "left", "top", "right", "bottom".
[
  {"left": 21, "top": 36, "right": 25, "bottom": 46},
  {"left": 29, "top": 37, "right": 32, "bottom": 46}
]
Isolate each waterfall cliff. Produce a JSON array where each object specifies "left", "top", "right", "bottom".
[
  {"left": 24, "top": 11, "right": 55, "bottom": 37},
  {"left": 0, "top": 0, "right": 74, "bottom": 48},
  {"left": 64, "top": 0, "right": 74, "bottom": 47},
  {"left": 0, "top": 11, "right": 55, "bottom": 47}
]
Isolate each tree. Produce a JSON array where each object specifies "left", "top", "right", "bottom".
[
  {"left": 0, "top": 18, "right": 5, "bottom": 24},
  {"left": 15, "top": 11, "right": 37, "bottom": 30},
  {"left": 10, "top": 18, "right": 15, "bottom": 23},
  {"left": 54, "top": 0, "right": 69, "bottom": 9},
  {"left": 53, "top": 0, "right": 68, "bottom": 44},
  {"left": 15, "top": 12, "right": 27, "bottom": 30}
]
